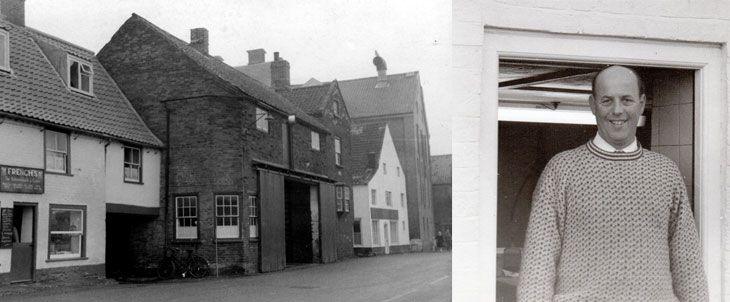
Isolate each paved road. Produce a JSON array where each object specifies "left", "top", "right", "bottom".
[{"left": 7, "top": 252, "right": 451, "bottom": 302}]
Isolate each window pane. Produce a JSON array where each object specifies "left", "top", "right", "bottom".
[
  {"left": 49, "top": 233, "right": 82, "bottom": 258},
  {"left": 56, "top": 133, "right": 67, "bottom": 152},
  {"left": 81, "top": 73, "right": 90, "bottom": 92},
  {"left": 50, "top": 210, "right": 83, "bottom": 232},
  {"left": 0, "top": 31, "right": 6, "bottom": 68},
  {"left": 69, "top": 61, "right": 79, "bottom": 88}
]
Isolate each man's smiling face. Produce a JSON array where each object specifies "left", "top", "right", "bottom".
[{"left": 589, "top": 66, "right": 646, "bottom": 150}]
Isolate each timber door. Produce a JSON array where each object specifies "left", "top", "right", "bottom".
[
  {"left": 383, "top": 222, "right": 391, "bottom": 254},
  {"left": 10, "top": 204, "right": 35, "bottom": 282},
  {"left": 319, "top": 183, "right": 338, "bottom": 263},
  {"left": 259, "top": 170, "right": 286, "bottom": 272}
]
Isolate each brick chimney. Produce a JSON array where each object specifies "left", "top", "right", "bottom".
[
  {"left": 247, "top": 49, "right": 266, "bottom": 65},
  {"left": 0, "top": 0, "right": 25, "bottom": 26},
  {"left": 373, "top": 51, "right": 387, "bottom": 82},
  {"left": 270, "top": 51, "right": 290, "bottom": 91},
  {"left": 190, "top": 28, "right": 209, "bottom": 55}
]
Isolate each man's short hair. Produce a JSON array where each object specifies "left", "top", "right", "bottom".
[{"left": 591, "top": 65, "right": 646, "bottom": 96}]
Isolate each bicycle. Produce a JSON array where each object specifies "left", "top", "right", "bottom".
[{"left": 157, "top": 247, "right": 210, "bottom": 279}]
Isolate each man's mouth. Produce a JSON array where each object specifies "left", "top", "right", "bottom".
[{"left": 609, "top": 120, "right": 626, "bottom": 126}]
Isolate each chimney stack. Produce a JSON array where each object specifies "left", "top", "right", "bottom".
[
  {"left": 270, "top": 51, "right": 290, "bottom": 91},
  {"left": 373, "top": 51, "right": 387, "bottom": 82},
  {"left": 190, "top": 28, "right": 209, "bottom": 55},
  {"left": 0, "top": 0, "right": 25, "bottom": 26},
  {"left": 247, "top": 49, "right": 266, "bottom": 65}
]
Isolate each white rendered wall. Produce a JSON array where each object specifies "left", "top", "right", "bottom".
[
  {"left": 105, "top": 142, "right": 161, "bottom": 208},
  {"left": 453, "top": 1, "right": 730, "bottom": 300},
  {"left": 353, "top": 126, "right": 410, "bottom": 248},
  {"left": 0, "top": 119, "right": 161, "bottom": 273}
]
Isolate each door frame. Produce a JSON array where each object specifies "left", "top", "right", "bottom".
[
  {"left": 11, "top": 202, "right": 37, "bottom": 282},
  {"left": 479, "top": 28, "right": 725, "bottom": 299}
]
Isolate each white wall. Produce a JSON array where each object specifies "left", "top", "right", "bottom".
[
  {"left": 105, "top": 142, "right": 161, "bottom": 208},
  {"left": 354, "top": 126, "right": 410, "bottom": 248},
  {"left": 0, "top": 119, "right": 161, "bottom": 273},
  {"left": 453, "top": 1, "right": 730, "bottom": 300}
]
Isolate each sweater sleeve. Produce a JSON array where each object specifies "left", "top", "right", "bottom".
[
  {"left": 516, "top": 158, "right": 564, "bottom": 302},
  {"left": 669, "top": 176, "right": 708, "bottom": 302}
]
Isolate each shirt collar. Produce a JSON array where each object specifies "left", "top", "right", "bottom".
[{"left": 592, "top": 135, "right": 638, "bottom": 152}]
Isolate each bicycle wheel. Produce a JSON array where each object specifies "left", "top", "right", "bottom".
[
  {"left": 187, "top": 255, "right": 210, "bottom": 278},
  {"left": 157, "top": 258, "right": 177, "bottom": 279}
]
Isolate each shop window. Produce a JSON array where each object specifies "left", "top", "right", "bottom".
[
  {"left": 216, "top": 195, "right": 240, "bottom": 239},
  {"left": 311, "top": 131, "right": 320, "bottom": 150},
  {"left": 353, "top": 219, "right": 362, "bottom": 245},
  {"left": 256, "top": 107, "right": 269, "bottom": 133},
  {"left": 67, "top": 55, "right": 93, "bottom": 94},
  {"left": 45, "top": 130, "right": 69, "bottom": 174},
  {"left": 344, "top": 187, "right": 351, "bottom": 212},
  {"left": 0, "top": 29, "right": 9, "bottom": 72},
  {"left": 372, "top": 220, "right": 380, "bottom": 245},
  {"left": 249, "top": 195, "right": 259, "bottom": 239},
  {"left": 371, "top": 189, "right": 377, "bottom": 205},
  {"left": 336, "top": 186, "right": 343, "bottom": 212},
  {"left": 49, "top": 205, "right": 85, "bottom": 259},
  {"left": 175, "top": 196, "right": 198, "bottom": 239},
  {"left": 334, "top": 137, "right": 342, "bottom": 166},
  {"left": 386, "top": 191, "right": 392, "bottom": 207},
  {"left": 123, "top": 146, "right": 142, "bottom": 183}
]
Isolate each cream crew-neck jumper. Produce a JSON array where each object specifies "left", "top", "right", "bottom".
[{"left": 516, "top": 140, "right": 708, "bottom": 302}]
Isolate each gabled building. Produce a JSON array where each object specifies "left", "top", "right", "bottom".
[
  {"left": 279, "top": 80, "right": 354, "bottom": 259},
  {"left": 350, "top": 123, "right": 410, "bottom": 255},
  {"left": 0, "top": 0, "right": 163, "bottom": 283},
  {"left": 339, "top": 54, "right": 434, "bottom": 251},
  {"left": 98, "top": 14, "right": 350, "bottom": 274},
  {"left": 430, "top": 154, "right": 451, "bottom": 236}
]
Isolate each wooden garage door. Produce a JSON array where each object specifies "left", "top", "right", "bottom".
[
  {"left": 319, "top": 183, "right": 338, "bottom": 263},
  {"left": 259, "top": 170, "right": 286, "bottom": 272}
]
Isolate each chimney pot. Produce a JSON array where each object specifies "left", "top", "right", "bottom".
[
  {"left": 373, "top": 51, "right": 387, "bottom": 82},
  {"left": 190, "top": 28, "right": 209, "bottom": 55},
  {"left": 274, "top": 52, "right": 280, "bottom": 61},
  {"left": 0, "top": 0, "right": 25, "bottom": 26},
  {"left": 270, "top": 52, "right": 290, "bottom": 91},
  {"left": 247, "top": 48, "right": 266, "bottom": 65}
]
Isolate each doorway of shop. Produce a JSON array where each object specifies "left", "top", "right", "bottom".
[
  {"left": 10, "top": 203, "right": 36, "bottom": 283},
  {"left": 285, "top": 179, "right": 314, "bottom": 265}
]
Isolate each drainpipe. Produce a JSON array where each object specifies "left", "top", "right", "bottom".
[{"left": 164, "top": 105, "right": 171, "bottom": 249}]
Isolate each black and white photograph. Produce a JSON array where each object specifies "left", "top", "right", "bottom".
[
  {"left": 453, "top": 1, "right": 730, "bottom": 301},
  {"left": 0, "top": 0, "right": 451, "bottom": 301}
]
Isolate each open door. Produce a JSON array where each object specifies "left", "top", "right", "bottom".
[
  {"left": 259, "top": 170, "right": 286, "bottom": 272},
  {"left": 319, "top": 183, "right": 337, "bottom": 263},
  {"left": 383, "top": 222, "right": 391, "bottom": 254},
  {"left": 10, "top": 204, "right": 35, "bottom": 282}
]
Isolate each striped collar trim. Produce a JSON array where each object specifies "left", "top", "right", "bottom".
[{"left": 586, "top": 140, "right": 643, "bottom": 161}]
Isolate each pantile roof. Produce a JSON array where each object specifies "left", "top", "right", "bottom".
[
  {"left": 339, "top": 72, "right": 422, "bottom": 118},
  {"left": 129, "top": 14, "right": 328, "bottom": 132},
  {"left": 279, "top": 81, "right": 338, "bottom": 115},
  {"left": 0, "top": 19, "right": 163, "bottom": 147},
  {"left": 350, "top": 122, "right": 387, "bottom": 184},
  {"left": 431, "top": 154, "right": 452, "bottom": 184}
]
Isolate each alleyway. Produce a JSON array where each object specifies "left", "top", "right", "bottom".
[{"left": 5, "top": 252, "right": 451, "bottom": 302}]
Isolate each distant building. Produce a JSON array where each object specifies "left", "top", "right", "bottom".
[
  {"left": 430, "top": 155, "right": 451, "bottom": 235},
  {"left": 0, "top": 0, "right": 163, "bottom": 283},
  {"left": 98, "top": 14, "right": 349, "bottom": 274},
  {"left": 350, "top": 123, "right": 410, "bottom": 255},
  {"left": 339, "top": 54, "right": 434, "bottom": 251}
]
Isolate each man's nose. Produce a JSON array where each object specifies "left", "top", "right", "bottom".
[{"left": 611, "top": 100, "right": 623, "bottom": 115}]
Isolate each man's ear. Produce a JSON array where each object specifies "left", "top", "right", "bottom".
[
  {"left": 639, "top": 93, "right": 647, "bottom": 113},
  {"left": 588, "top": 95, "right": 597, "bottom": 116}
]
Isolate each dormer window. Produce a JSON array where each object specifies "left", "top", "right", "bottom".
[
  {"left": 67, "top": 56, "right": 93, "bottom": 95},
  {"left": 0, "top": 29, "right": 9, "bottom": 72}
]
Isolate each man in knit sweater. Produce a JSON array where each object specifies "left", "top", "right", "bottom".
[{"left": 517, "top": 65, "right": 708, "bottom": 301}]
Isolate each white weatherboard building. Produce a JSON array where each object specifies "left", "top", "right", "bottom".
[
  {"left": 351, "top": 123, "right": 410, "bottom": 255},
  {"left": 454, "top": 0, "right": 730, "bottom": 300},
  {"left": 0, "top": 1, "right": 163, "bottom": 283}
]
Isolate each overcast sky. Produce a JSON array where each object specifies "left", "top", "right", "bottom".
[{"left": 26, "top": 0, "right": 452, "bottom": 155}]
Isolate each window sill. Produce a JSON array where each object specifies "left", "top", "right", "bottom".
[
  {"left": 124, "top": 180, "right": 144, "bottom": 185},
  {"left": 46, "top": 256, "right": 88, "bottom": 263},
  {"left": 171, "top": 239, "right": 201, "bottom": 244},
  {"left": 45, "top": 171, "right": 73, "bottom": 177},
  {"left": 249, "top": 238, "right": 260, "bottom": 243},
  {"left": 215, "top": 238, "right": 244, "bottom": 243},
  {"left": 68, "top": 87, "right": 95, "bottom": 98},
  {"left": 0, "top": 66, "right": 13, "bottom": 76}
]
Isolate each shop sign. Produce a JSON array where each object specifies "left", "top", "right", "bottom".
[{"left": 0, "top": 165, "right": 44, "bottom": 194}]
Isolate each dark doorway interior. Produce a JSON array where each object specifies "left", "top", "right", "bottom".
[
  {"left": 11, "top": 204, "right": 34, "bottom": 282},
  {"left": 285, "top": 179, "right": 313, "bottom": 264},
  {"left": 106, "top": 213, "right": 157, "bottom": 278}
]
